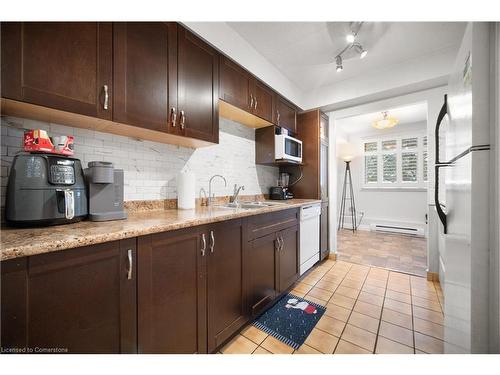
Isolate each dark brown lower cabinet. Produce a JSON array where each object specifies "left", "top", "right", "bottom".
[
  {"left": 0, "top": 239, "right": 137, "bottom": 353},
  {"left": 137, "top": 226, "right": 206, "bottom": 354},
  {"left": 245, "top": 209, "right": 300, "bottom": 318},
  {"left": 245, "top": 232, "right": 278, "bottom": 317},
  {"left": 207, "top": 219, "right": 246, "bottom": 352},
  {"left": 277, "top": 225, "right": 300, "bottom": 293},
  {"left": 137, "top": 219, "right": 245, "bottom": 354}
]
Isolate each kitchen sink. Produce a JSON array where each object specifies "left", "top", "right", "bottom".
[{"left": 216, "top": 201, "right": 285, "bottom": 210}]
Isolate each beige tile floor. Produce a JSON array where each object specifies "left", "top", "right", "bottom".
[
  {"left": 337, "top": 230, "right": 427, "bottom": 276},
  {"left": 221, "top": 259, "right": 444, "bottom": 354}
]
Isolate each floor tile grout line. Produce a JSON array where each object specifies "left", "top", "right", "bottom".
[
  {"left": 409, "top": 274, "right": 417, "bottom": 354},
  {"left": 371, "top": 269, "right": 390, "bottom": 354}
]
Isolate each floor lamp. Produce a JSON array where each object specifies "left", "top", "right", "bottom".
[{"left": 337, "top": 143, "right": 357, "bottom": 232}]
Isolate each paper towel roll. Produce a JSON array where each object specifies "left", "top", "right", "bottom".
[{"left": 177, "top": 171, "right": 195, "bottom": 209}]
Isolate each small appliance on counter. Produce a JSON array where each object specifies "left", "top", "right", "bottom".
[
  {"left": 5, "top": 154, "right": 88, "bottom": 226},
  {"left": 269, "top": 172, "right": 294, "bottom": 200},
  {"left": 85, "top": 161, "right": 127, "bottom": 221}
]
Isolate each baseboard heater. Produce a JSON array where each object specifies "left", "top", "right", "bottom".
[{"left": 369, "top": 223, "right": 424, "bottom": 236}]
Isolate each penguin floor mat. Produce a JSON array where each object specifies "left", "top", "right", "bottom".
[{"left": 253, "top": 294, "right": 326, "bottom": 349}]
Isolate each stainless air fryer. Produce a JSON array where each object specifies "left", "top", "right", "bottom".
[{"left": 6, "top": 154, "right": 88, "bottom": 226}]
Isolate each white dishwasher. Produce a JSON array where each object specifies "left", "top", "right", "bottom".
[{"left": 299, "top": 203, "right": 321, "bottom": 275}]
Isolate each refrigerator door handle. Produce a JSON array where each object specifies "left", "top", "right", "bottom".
[{"left": 434, "top": 94, "right": 450, "bottom": 234}]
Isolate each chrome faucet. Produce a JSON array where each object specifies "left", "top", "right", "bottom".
[
  {"left": 230, "top": 184, "right": 245, "bottom": 204},
  {"left": 208, "top": 174, "right": 227, "bottom": 206}
]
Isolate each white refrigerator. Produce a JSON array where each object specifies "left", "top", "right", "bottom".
[{"left": 434, "top": 23, "right": 492, "bottom": 353}]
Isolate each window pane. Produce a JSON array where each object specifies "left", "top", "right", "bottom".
[
  {"left": 364, "top": 142, "right": 377, "bottom": 152},
  {"left": 402, "top": 152, "right": 418, "bottom": 182},
  {"left": 382, "top": 140, "right": 397, "bottom": 150},
  {"left": 365, "top": 155, "right": 378, "bottom": 183},
  {"left": 383, "top": 154, "right": 397, "bottom": 183},
  {"left": 402, "top": 137, "right": 418, "bottom": 149},
  {"left": 423, "top": 151, "right": 428, "bottom": 181}
]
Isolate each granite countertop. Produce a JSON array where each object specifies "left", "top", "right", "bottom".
[{"left": 0, "top": 199, "right": 321, "bottom": 261}]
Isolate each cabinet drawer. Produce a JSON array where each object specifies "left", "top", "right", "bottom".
[{"left": 247, "top": 208, "right": 299, "bottom": 241}]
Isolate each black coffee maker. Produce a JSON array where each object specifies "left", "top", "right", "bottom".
[
  {"left": 6, "top": 154, "right": 88, "bottom": 226},
  {"left": 269, "top": 172, "right": 294, "bottom": 200}
]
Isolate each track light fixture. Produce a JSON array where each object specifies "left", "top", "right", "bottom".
[{"left": 335, "top": 22, "right": 368, "bottom": 72}]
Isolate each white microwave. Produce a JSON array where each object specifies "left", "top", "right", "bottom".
[{"left": 275, "top": 134, "right": 302, "bottom": 163}]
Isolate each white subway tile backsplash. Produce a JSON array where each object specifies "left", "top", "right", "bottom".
[{"left": 0, "top": 116, "right": 278, "bottom": 206}]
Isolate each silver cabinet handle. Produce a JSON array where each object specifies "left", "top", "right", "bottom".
[
  {"left": 250, "top": 94, "right": 254, "bottom": 109},
  {"left": 201, "top": 233, "right": 206, "bottom": 256},
  {"left": 103, "top": 84, "right": 109, "bottom": 110},
  {"left": 276, "top": 235, "right": 281, "bottom": 252},
  {"left": 170, "top": 107, "right": 177, "bottom": 127},
  {"left": 209, "top": 230, "right": 215, "bottom": 253},
  {"left": 254, "top": 97, "right": 258, "bottom": 110},
  {"left": 180, "top": 110, "right": 185, "bottom": 130},
  {"left": 276, "top": 110, "right": 280, "bottom": 125},
  {"left": 127, "top": 249, "right": 133, "bottom": 280}
]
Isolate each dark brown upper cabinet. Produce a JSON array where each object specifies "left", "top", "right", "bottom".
[
  {"left": 113, "top": 22, "right": 177, "bottom": 133},
  {"left": 250, "top": 79, "right": 275, "bottom": 123},
  {"left": 219, "top": 56, "right": 250, "bottom": 111},
  {"left": 137, "top": 226, "right": 207, "bottom": 354},
  {"left": 177, "top": 27, "right": 219, "bottom": 143},
  {"left": 1, "top": 22, "right": 113, "bottom": 120},
  {"left": 207, "top": 219, "right": 246, "bottom": 352},
  {"left": 275, "top": 95, "right": 297, "bottom": 133},
  {"left": 0, "top": 239, "right": 137, "bottom": 353}
]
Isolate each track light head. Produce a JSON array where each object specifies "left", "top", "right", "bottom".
[
  {"left": 360, "top": 49, "right": 368, "bottom": 59},
  {"left": 346, "top": 33, "right": 356, "bottom": 43},
  {"left": 335, "top": 55, "right": 343, "bottom": 72}
]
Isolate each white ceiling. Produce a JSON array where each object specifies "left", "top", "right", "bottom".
[
  {"left": 336, "top": 102, "right": 427, "bottom": 136},
  {"left": 227, "top": 22, "right": 466, "bottom": 92}
]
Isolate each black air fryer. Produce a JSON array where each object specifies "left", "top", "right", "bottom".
[{"left": 6, "top": 154, "right": 88, "bottom": 226}]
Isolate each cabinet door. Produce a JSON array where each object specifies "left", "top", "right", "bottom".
[
  {"left": 177, "top": 27, "right": 219, "bottom": 143},
  {"left": 113, "top": 22, "right": 177, "bottom": 133},
  {"left": 277, "top": 225, "right": 300, "bottom": 293},
  {"left": 251, "top": 79, "right": 274, "bottom": 122},
  {"left": 320, "top": 202, "right": 329, "bottom": 261},
  {"left": 219, "top": 56, "right": 250, "bottom": 111},
  {"left": 207, "top": 219, "right": 246, "bottom": 352},
  {"left": 275, "top": 96, "right": 297, "bottom": 133},
  {"left": 1, "top": 22, "right": 112, "bottom": 120},
  {"left": 245, "top": 232, "right": 278, "bottom": 317},
  {"left": 138, "top": 227, "right": 207, "bottom": 354},
  {"left": 0, "top": 240, "right": 137, "bottom": 353}
]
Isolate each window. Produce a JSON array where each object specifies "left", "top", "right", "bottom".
[
  {"left": 402, "top": 152, "right": 418, "bottom": 182},
  {"left": 382, "top": 154, "right": 397, "bottom": 182},
  {"left": 362, "top": 133, "right": 427, "bottom": 189},
  {"left": 364, "top": 155, "right": 378, "bottom": 183}
]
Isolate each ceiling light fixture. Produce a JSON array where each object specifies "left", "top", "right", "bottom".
[
  {"left": 336, "top": 55, "right": 343, "bottom": 72},
  {"left": 372, "top": 111, "right": 399, "bottom": 130},
  {"left": 335, "top": 22, "right": 367, "bottom": 72}
]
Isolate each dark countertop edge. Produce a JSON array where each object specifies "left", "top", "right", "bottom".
[{"left": 0, "top": 200, "right": 321, "bottom": 261}]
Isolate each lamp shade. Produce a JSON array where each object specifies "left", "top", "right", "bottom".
[{"left": 337, "top": 142, "right": 357, "bottom": 162}]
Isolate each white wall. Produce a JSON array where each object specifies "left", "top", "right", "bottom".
[
  {"left": 0, "top": 116, "right": 279, "bottom": 206},
  {"left": 336, "top": 123, "right": 428, "bottom": 230}
]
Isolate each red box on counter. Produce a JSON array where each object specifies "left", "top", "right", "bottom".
[{"left": 23, "top": 129, "right": 75, "bottom": 156}]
